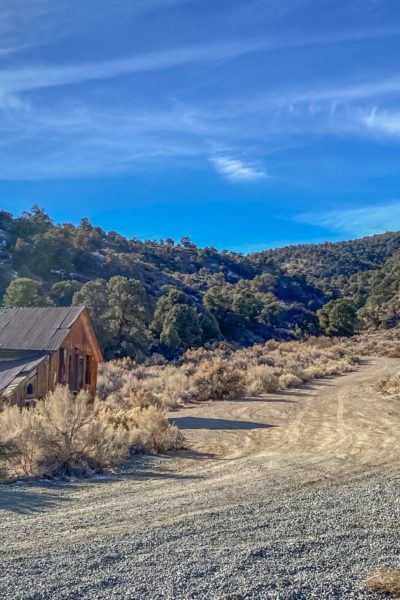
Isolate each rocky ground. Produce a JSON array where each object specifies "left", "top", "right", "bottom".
[{"left": 1, "top": 357, "right": 399, "bottom": 599}]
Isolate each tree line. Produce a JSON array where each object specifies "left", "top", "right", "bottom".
[{"left": 0, "top": 206, "right": 393, "bottom": 358}]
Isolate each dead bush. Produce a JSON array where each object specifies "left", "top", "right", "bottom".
[
  {"left": 0, "top": 387, "right": 131, "bottom": 479},
  {"left": 279, "top": 373, "right": 302, "bottom": 389},
  {"left": 129, "top": 406, "right": 184, "bottom": 453},
  {"left": 31, "top": 387, "right": 130, "bottom": 477},
  {"left": 376, "top": 373, "right": 400, "bottom": 395},
  {"left": 0, "top": 438, "right": 18, "bottom": 480},
  {"left": 127, "top": 388, "right": 162, "bottom": 409},
  {"left": 0, "top": 405, "right": 40, "bottom": 477},
  {"left": 192, "top": 358, "right": 245, "bottom": 401},
  {"left": 246, "top": 365, "right": 280, "bottom": 395},
  {"left": 158, "top": 370, "right": 193, "bottom": 406},
  {"left": 97, "top": 402, "right": 184, "bottom": 453},
  {"left": 364, "top": 570, "right": 400, "bottom": 597}
]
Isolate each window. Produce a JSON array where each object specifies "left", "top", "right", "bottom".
[
  {"left": 58, "top": 348, "right": 66, "bottom": 383},
  {"left": 26, "top": 383, "right": 34, "bottom": 396},
  {"left": 85, "top": 355, "right": 92, "bottom": 385}
]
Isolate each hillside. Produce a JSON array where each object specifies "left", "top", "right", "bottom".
[{"left": 1, "top": 207, "right": 400, "bottom": 358}]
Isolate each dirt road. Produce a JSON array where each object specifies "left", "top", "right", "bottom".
[{"left": 1, "top": 356, "right": 399, "bottom": 599}]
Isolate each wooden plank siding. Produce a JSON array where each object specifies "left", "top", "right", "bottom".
[{"left": 1, "top": 308, "right": 102, "bottom": 406}]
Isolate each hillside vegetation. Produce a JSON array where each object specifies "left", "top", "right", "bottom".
[{"left": 1, "top": 206, "right": 400, "bottom": 358}]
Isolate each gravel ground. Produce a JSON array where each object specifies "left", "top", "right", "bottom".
[
  {"left": 0, "top": 467, "right": 399, "bottom": 599},
  {"left": 1, "top": 358, "right": 399, "bottom": 599}
]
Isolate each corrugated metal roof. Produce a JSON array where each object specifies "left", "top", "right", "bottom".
[
  {"left": 0, "top": 307, "right": 85, "bottom": 351},
  {"left": 0, "top": 352, "right": 49, "bottom": 392}
]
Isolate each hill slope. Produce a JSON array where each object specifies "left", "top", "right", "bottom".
[{"left": 1, "top": 207, "right": 399, "bottom": 357}]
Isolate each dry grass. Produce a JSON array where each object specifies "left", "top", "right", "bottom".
[{"left": 364, "top": 570, "right": 400, "bottom": 597}]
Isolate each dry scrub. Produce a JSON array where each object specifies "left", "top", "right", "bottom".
[
  {"left": 364, "top": 570, "right": 400, "bottom": 597},
  {"left": 2, "top": 328, "right": 399, "bottom": 481},
  {"left": 97, "top": 333, "right": 371, "bottom": 407},
  {"left": 377, "top": 373, "right": 400, "bottom": 395},
  {"left": 0, "top": 386, "right": 183, "bottom": 480}
]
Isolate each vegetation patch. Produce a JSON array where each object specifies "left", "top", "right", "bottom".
[{"left": 364, "top": 570, "right": 400, "bottom": 597}]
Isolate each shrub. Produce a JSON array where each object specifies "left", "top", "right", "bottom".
[
  {"left": 160, "top": 371, "right": 193, "bottom": 406},
  {"left": 97, "top": 403, "right": 184, "bottom": 453},
  {"left": 192, "top": 358, "right": 245, "bottom": 401},
  {"left": 246, "top": 365, "right": 280, "bottom": 395},
  {"left": 0, "top": 387, "right": 131, "bottom": 479},
  {"left": 0, "top": 439, "right": 18, "bottom": 480},
  {"left": 31, "top": 387, "right": 131, "bottom": 477},
  {"left": 376, "top": 373, "right": 400, "bottom": 395},
  {"left": 127, "top": 388, "right": 162, "bottom": 409},
  {"left": 364, "top": 570, "right": 400, "bottom": 596},
  {"left": 128, "top": 406, "right": 184, "bottom": 453},
  {"left": 279, "top": 373, "right": 302, "bottom": 389},
  {"left": 0, "top": 405, "right": 39, "bottom": 477}
]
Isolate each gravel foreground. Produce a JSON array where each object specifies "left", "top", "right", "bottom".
[
  {"left": 0, "top": 467, "right": 399, "bottom": 600},
  {"left": 1, "top": 359, "right": 400, "bottom": 600}
]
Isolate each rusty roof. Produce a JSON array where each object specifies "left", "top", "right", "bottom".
[
  {"left": 0, "top": 307, "right": 85, "bottom": 352},
  {"left": 0, "top": 352, "right": 49, "bottom": 392}
]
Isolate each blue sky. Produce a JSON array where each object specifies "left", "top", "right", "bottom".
[{"left": 0, "top": 0, "right": 400, "bottom": 251}]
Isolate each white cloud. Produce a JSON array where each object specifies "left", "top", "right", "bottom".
[
  {"left": 212, "top": 156, "right": 267, "bottom": 182},
  {"left": 296, "top": 201, "right": 400, "bottom": 237},
  {"left": 0, "top": 38, "right": 268, "bottom": 96},
  {"left": 362, "top": 107, "right": 400, "bottom": 136}
]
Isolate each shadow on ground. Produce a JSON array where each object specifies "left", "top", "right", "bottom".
[
  {"left": 170, "top": 416, "right": 275, "bottom": 430},
  {"left": 0, "top": 487, "right": 70, "bottom": 515}
]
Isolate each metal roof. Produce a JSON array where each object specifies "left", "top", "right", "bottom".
[
  {"left": 0, "top": 352, "right": 49, "bottom": 392},
  {"left": 0, "top": 306, "right": 85, "bottom": 352}
]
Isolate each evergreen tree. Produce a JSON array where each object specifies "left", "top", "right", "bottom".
[
  {"left": 106, "top": 276, "right": 152, "bottom": 359},
  {"left": 318, "top": 299, "right": 358, "bottom": 337},
  {"left": 3, "top": 277, "right": 49, "bottom": 307}
]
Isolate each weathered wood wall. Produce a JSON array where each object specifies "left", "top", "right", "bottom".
[{"left": 5, "top": 310, "right": 101, "bottom": 406}]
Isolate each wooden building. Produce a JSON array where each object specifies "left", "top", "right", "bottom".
[{"left": 0, "top": 306, "right": 102, "bottom": 407}]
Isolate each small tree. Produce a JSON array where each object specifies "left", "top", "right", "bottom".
[
  {"left": 50, "top": 280, "right": 82, "bottom": 306},
  {"left": 106, "top": 276, "right": 152, "bottom": 359},
  {"left": 3, "top": 277, "right": 48, "bottom": 307},
  {"left": 318, "top": 299, "right": 358, "bottom": 337}
]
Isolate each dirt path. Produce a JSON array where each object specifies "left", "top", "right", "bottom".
[
  {"left": 0, "top": 356, "right": 399, "bottom": 599},
  {"left": 170, "top": 356, "right": 400, "bottom": 468}
]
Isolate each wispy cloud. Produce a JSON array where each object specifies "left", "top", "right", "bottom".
[
  {"left": 296, "top": 201, "right": 400, "bottom": 237},
  {"left": 0, "top": 38, "right": 269, "bottom": 96},
  {"left": 212, "top": 156, "right": 267, "bottom": 182},
  {"left": 362, "top": 107, "right": 400, "bottom": 136}
]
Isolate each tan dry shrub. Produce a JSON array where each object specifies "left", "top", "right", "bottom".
[
  {"left": 97, "top": 362, "right": 127, "bottom": 401},
  {"left": 127, "top": 388, "right": 162, "bottom": 409},
  {"left": 128, "top": 406, "right": 184, "bottom": 453},
  {"left": 32, "top": 387, "right": 130, "bottom": 477},
  {"left": 192, "top": 358, "right": 245, "bottom": 401},
  {"left": 160, "top": 371, "right": 193, "bottom": 406},
  {"left": 279, "top": 373, "right": 302, "bottom": 389},
  {"left": 377, "top": 373, "right": 400, "bottom": 395},
  {"left": 0, "top": 438, "right": 18, "bottom": 480},
  {"left": 245, "top": 365, "right": 280, "bottom": 395},
  {"left": 364, "top": 570, "right": 400, "bottom": 597},
  {"left": 0, "top": 387, "right": 131, "bottom": 478},
  {"left": 97, "top": 402, "right": 184, "bottom": 453},
  {"left": 0, "top": 405, "right": 40, "bottom": 477},
  {"left": 305, "top": 335, "right": 334, "bottom": 348},
  {"left": 298, "top": 365, "right": 326, "bottom": 382}
]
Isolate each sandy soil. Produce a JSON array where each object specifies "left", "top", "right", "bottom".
[{"left": 0, "top": 356, "right": 399, "bottom": 599}]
